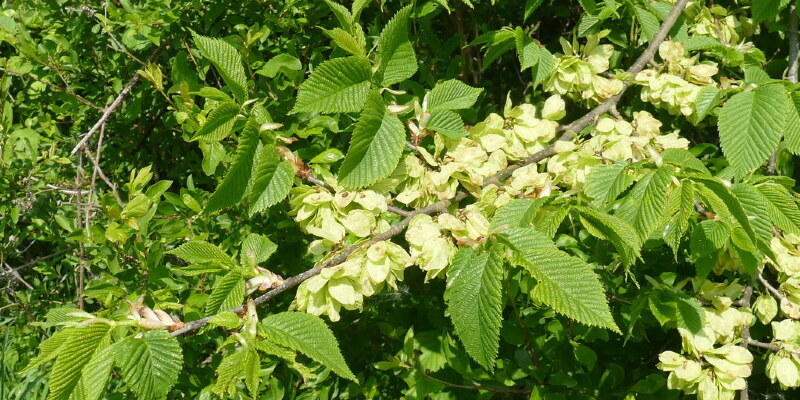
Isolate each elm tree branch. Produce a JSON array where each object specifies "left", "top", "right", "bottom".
[
  {"left": 70, "top": 42, "right": 168, "bottom": 155},
  {"left": 173, "top": 0, "right": 690, "bottom": 336},
  {"left": 484, "top": 0, "right": 689, "bottom": 186}
]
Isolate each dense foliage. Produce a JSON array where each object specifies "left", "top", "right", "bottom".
[{"left": 4, "top": 0, "right": 800, "bottom": 399}]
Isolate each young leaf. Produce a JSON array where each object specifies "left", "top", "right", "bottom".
[
  {"left": 732, "top": 183, "right": 774, "bottom": 245},
  {"left": 261, "top": 312, "right": 357, "bottom": 381},
  {"left": 46, "top": 324, "right": 111, "bottom": 400},
  {"left": 758, "top": 183, "right": 800, "bottom": 234},
  {"left": 515, "top": 28, "right": 538, "bottom": 71},
  {"left": 205, "top": 117, "right": 260, "bottom": 213},
  {"left": 584, "top": 161, "right": 634, "bottom": 205},
  {"left": 531, "top": 47, "right": 554, "bottom": 88},
  {"left": 785, "top": 90, "right": 800, "bottom": 155},
  {"left": 718, "top": 84, "right": 788, "bottom": 177},
  {"left": 115, "top": 330, "right": 183, "bottom": 400},
  {"left": 692, "top": 176, "right": 757, "bottom": 243},
  {"left": 290, "top": 56, "right": 372, "bottom": 114},
  {"left": 426, "top": 109, "right": 468, "bottom": 138},
  {"left": 248, "top": 149, "right": 294, "bottom": 215},
  {"left": 71, "top": 344, "right": 115, "bottom": 400},
  {"left": 167, "top": 241, "right": 235, "bottom": 266},
  {"left": 635, "top": 6, "right": 659, "bottom": 42},
  {"left": 324, "top": 28, "right": 365, "bottom": 56},
  {"left": 375, "top": 6, "right": 417, "bottom": 86},
  {"left": 240, "top": 233, "right": 278, "bottom": 267},
  {"left": 428, "top": 80, "right": 483, "bottom": 111},
  {"left": 576, "top": 206, "right": 642, "bottom": 266},
  {"left": 22, "top": 329, "right": 72, "bottom": 373},
  {"left": 500, "top": 228, "right": 619, "bottom": 332},
  {"left": 490, "top": 198, "right": 545, "bottom": 230},
  {"left": 662, "top": 180, "right": 695, "bottom": 256},
  {"left": 213, "top": 349, "right": 260, "bottom": 396},
  {"left": 193, "top": 34, "right": 248, "bottom": 102},
  {"left": 338, "top": 92, "right": 406, "bottom": 188},
  {"left": 676, "top": 296, "right": 705, "bottom": 334},
  {"left": 206, "top": 270, "right": 246, "bottom": 315},
  {"left": 616, "top": 167, "right": 673, "bottom": 242},
  {"left": 693, "top": 86, "right": 722, "bottom": 122},
  {"left": 192, "top": 102, "right": 240, "bottom": 142},
  {"left": 444, "top": 247, "right": 504, "bottom": 370}
]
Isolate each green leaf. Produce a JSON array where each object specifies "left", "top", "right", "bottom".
[
  {"left": 325, "top": 28, "right": 365, "bottom": 56},
  {"left": 240, "top": 233, "right": 277, "bottom": 267},
  {"left": 115, "top": 330, "right": 183, "bottom": 400},
  {"left": 208, "top": 311, "right": 242, "bottom": 329},
  {"left": 662, "top": 180, "right": 696, "bottom": 256},
  {"left": 192, "top": 102, "right": 240, "bottom": 142},
  {"left": 248, "top": 149, "right": 295, "bottom": 215},
  {"left": 444, "top": 247, "right": 504, "bottom": 370},
  {"left": 744, "top": 67, "right": 771, "bottom": 85},
  {"left": 206, "top": 270, "right": 246, "bottom": 315},
  {"left": 261, "top": 312, "right": 357, "bottom": 381},
  {"left": 676, "top": 297, "right": 705, "bottom": 334},
  {"left": 694, "top": 86, "right": 722, "bottom": 122},
  {"left": 758, "top": 183, "right": 800, "bottom": 234},
  {"left": 576, "top": 206, "right": 642, "bottom": 266},
  {"left": 785, "top": 91, "right": 800, "bottom": 155},
  {"left": 683, "top": 35, "right": 723, "bottom": 51},
  {"left": 338, "top": 92, "right": 406, "bottom": 188},
  {"left": 213, "top": 349, "right": 260, "bottom": 396},
  {"left": 501, "top": 228, "right": 619, "bottom": 332},
  {"left": 426, "top": 109, "right": 467, "bottom": 138},
  {"left": 578, "top": 0, "right": 597, "bottom": 13},
  {"left": 752, "top": 0, "right": 787, "bottom": 24},
  {"left": 531, "top": 47, "right": 554, "bottom": 88},
  {"left": 428, "top": 80, "right": 483, "bottom": 111},
  {"left": 491, "top": 198, "right": 545, "bottom": 230},
  {"left": 536, "top": 205, "right": 570, "bottom": 238},
  {"left": 635, "top": 6, "right": 659, "bottom": 42},
  {"left": 193, "top": 34, "right": 248, "bottom": 102},
  {"left": 692, "top": 176, "right": 758, "bottom": 243},
  {"left": 584, "top": 162, "right": 634, "bottom": 205},
  {"left": 23, "top": 329, "right": 72, "bottom": 372},
  {"left": 46, "top": 324, "right": 111, "bottom": 400},
  {"left": 690, "top": 220, "right": 730, "bottom": 257},
  {"left": 205, "top": 117, "right": 260, "bottom": 213},
  {"left": 718, "top": 84, "right": 788, "bottom": 177},
  {"left": 375, "top": 6, "right": 417, "bottom": 86},
  {"left": 71, "top": 344, "right": 114, "bottom": 400},
  {"left": 290, "top": 56, "right": 372, "bottom": 114},
  {"left": 616, "top": 167, "right": 673, "bottom": 242},
  {"left": 167, "top": 240, "right": 234, "bottom": 266},
  {"left": 524, "top": 0, "right": 544, "bottom": 21},
  {"left": 732, "top": 183, "right": 774, "bottom": 245},
  {"left": 515, "top": 28, "right": 538, "bottom": 71}
]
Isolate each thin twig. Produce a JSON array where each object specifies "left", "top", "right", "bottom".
[
  {"left": 421, "top": 371, "right": 529, "bottom": 394},
  {"left": 769, "top": 0, "right": 798, "bottom": 175},
  {"left": 757, "top": 272, "right": 785, "bottom": 302},
  {"left": 10, "top": 249, "right": 71, "bottom": 272},
  {"left": 0, "top": 67, "right": 103, "bottom": 111},
  {"left": 83, "top": 147, "right": 125, "bottom": 207},
  {"left": 70, "top": 74, "right": 140, "bottom": 155},
  {"left": 303, "top": 173, "right": 411, "bottom": 217},
  {"left": 2, "top": 262, "right": 33, "bottom": 290},
  {"left": 75, "top": 153, "right": 86, "bottom": 310},
  {"left": 172, "top": 192, "right": 466, "bottom": 336},
  {"left": 70, "top": 42, "right": 167, "bottom": 155}
]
